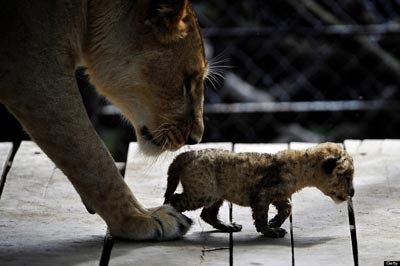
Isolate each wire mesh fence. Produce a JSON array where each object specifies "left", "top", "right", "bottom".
[{"left": 191, "top": 0, "right": 400, "bottom": 144}]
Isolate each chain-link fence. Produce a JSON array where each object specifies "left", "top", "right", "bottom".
[{"left": 192, "top": 0, "right": 400, "bottom": 144}]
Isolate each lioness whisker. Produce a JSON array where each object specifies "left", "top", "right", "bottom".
[{"left": 205, "top": 76, "right": 220, "bottom": 90}]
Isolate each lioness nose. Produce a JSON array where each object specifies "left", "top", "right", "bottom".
[
  {"left": 186, "top": 132, "right": 202, "bottom": 145},
  {"left": 186, "top": 136, "right": 199, "bottom": 145},
  {"left": 186, "top": 103, "right": 204, "bottom": 145},
  {"left": 186, "top": 118, "right": 203, "bottom": 145}
]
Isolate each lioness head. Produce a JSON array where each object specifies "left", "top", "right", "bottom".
[
  {"left": 310, "top": 143, "right": 355, "bottom": 203},
  {"left": 83, "top": 0, "right": 207, "bottom": 155}
]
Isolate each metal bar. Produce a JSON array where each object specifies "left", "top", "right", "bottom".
[
  {"left": 290, "top": 197, "right": 295, "bottom": 266},
  {"left": 204, "top": 100, "right": 400, "bottom": 114},
  {"left": 347, "top": 198, "right": 359, "bottom": 266},
  {"left": 101, "top": 101, "right": 400, "bottom": 116},
  {"left": 229, "top": 202, "right": 233, "bottom": 266},
  {"left": 229, "top": 143, "right": 234, "bottom": 266},
  {"left": 201, "top": 24, "right": 400, "bottom": 37},
  {"left": 99, "top": 231, "right": 114, "bottom": 266}
]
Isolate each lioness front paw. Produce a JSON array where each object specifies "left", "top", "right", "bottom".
[
  {"left": 261, "top": 227, "right": 287, "bottom": 238},
  {"left": 110, "top": 205, "right": 192, "bottom": 241},
  {"left": 149, "top": 205, "right": 192, "bottom": 240}
]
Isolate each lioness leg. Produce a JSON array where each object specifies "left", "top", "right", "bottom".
[
  {"left": 269, "top": 199, "right": 292, "bottom": 228},
  {"left": 4, "top": 76, "right": 190, "bottom": 241},
  {"left": 200, "top": 199, "right": 242, "bottom": 232}
]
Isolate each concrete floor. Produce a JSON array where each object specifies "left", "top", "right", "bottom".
[{"left": 0, "top": 140, "right": 399, "bottom": 265}]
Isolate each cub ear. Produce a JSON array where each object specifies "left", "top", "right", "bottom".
[
  {"left": 321, "top": 156, "right": 339, "bottom": 174},
  {"left": 146, "top": 0, "right": 189, "bottom": 43}
]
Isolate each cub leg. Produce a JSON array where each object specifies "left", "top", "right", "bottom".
[
  {"left": 4, "top": 76, "right": 190, "bottom": 241},
  {"left": 269, "top": 199, "right": 292, "bottom": 228},
  {"left": 200, "top": 199, "right": 242, "bottom": 232},
  {"left": 169, "top": 193, "right": 212, "bottom": 213},
  {"left": 250, "top": 190, "right": 287, "bottom": 238}
]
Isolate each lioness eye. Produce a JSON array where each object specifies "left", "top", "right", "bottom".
[{"left": 183, "top": 78, "right": 192, "bottom": 96}]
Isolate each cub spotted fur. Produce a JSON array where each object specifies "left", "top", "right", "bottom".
[
  {"left": 164, "top": 143, "right": 355, "bottom": 238},
  {"left": 0, "top": 0, "right": 207, "bottom": 240}
]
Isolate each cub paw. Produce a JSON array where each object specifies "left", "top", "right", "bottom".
[
  {"left": 215, "top": 222, "right": 243, "bottom": 233},
  {"left": 268, "top": 216, "right": 283, "bottom": 228},
  {"left": 228, "top": 222, "right": 243, "bottom": 232},
  {"left": 261, "top": 227, "right": 287, "bottom": 238}
]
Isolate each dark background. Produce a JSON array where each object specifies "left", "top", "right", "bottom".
[{"left": 1, "top": 0, "right": 400, "bottom": 161}]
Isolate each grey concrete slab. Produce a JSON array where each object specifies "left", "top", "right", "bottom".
[
  {"left": 232, "top": 143, "right": 292, "bottom": 266},
  {"left": 357, "top": 139, "right": 384, "bottom": 155},
  {"left": 346, "top": 139, "right": 400, "bottom": 265},
  {"left": 343, "top": 139, "right": 362, "bottom": 156},
  {"left": 289, "top": 142, "right": 318, "bottom": 150},
  {"left": 382, "top": 139, "right": 400, "bottom": 156},
  {"left": 0, "top": 142, "right": 12, "bottom": 177},
  {"left": 290, "top": 142, "right": 344, "bottom": 150},
  {"left": 110, "top": 143, "right": 233, "bottom": 266},
  {"left": 1, "top": 140, "right": 398, "bottom": 266},
  {"left": 0, "top": 142, "right": 13, "bottom": 197},
  {"left": 291, "top": 188, "right": 353, "bottom": 266},
  {"left": 287, "top": 142, "right": 354, "bottom": 265},
  {"left": 0, "top": 141, "right": 106, "bottom": 266},
  {"left": 234, "top": 143, "right": 288, "bottom": 154}
]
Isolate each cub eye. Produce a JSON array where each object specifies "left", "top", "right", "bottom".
[{"left": 183, "top": 78, "right": 192, "bottom": 96}]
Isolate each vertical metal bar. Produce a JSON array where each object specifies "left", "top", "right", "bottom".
[
  {"left": 230, "top": 142, "right": 234, "bottom": 266},
  {"left": 229, "top": 202, "right": 233, "bottom": 266},
  {"left": 289, "top": 197, "right": 295, "bottom": 266},
  {"left": 99, "top": 231, "right": 114, "bottom": 266},
  {"left": 347, "top": 198, "right": 359, "bottom": 266},
  {"left": 343, "top": 143, "right": 359, "bottom": 266},
  {"left": 98, "top": 162, "right": 125, "bottom": 266}
]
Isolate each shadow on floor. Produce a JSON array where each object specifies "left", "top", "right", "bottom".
[{"left": 0, "top": 236, "right": 104, "bottom": 266}]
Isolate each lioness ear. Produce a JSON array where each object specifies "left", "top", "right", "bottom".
[
  {"left": 322, "top": 156, "right": 339, "bottom": 174},
  {"left": 146, "top": 0, "right": 189, "bottom": 43}
]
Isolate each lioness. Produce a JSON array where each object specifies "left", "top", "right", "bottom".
[
  {"left": 0, "top": 0, "right": 207, "bottom": 240},
  {"left": 164, "top": 143, "right": 355, "bottom": 238}
]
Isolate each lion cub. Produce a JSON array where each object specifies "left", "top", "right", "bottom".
[{"left": 164, "top": 142, "right": 354, "bottom": 238}]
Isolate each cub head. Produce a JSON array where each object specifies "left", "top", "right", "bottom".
[
  {"left": 84, "top": 0, "right": 207, "bottom": 155},
  {"left": 310, "top": 143, "right": 355, "bottom": 203}
]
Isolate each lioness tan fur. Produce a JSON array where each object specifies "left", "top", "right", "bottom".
[
  {"left": 0, "top": 0, "right": 208, "bottom": 240},
  {"left": 164, "top": 143, "right": 355, "bottom": 238}
]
